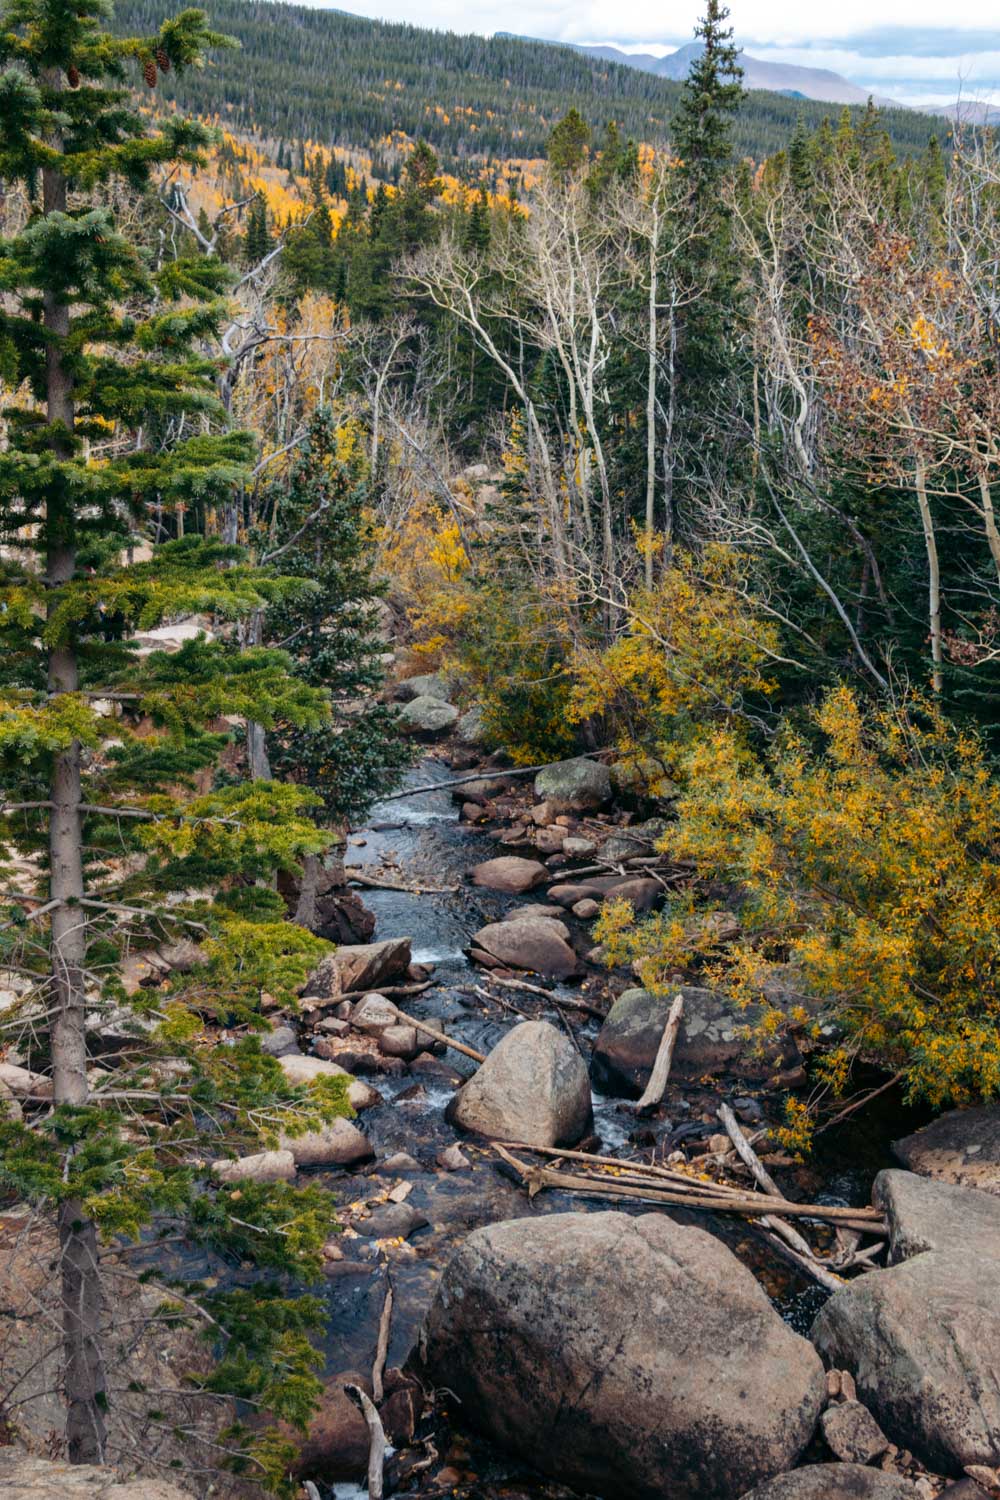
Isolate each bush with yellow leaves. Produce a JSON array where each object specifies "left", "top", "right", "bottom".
[
  {"left": 598, "top": 685, "right": 1000, "bottom": 1141},
  {"left": 568, "top": 545, "right": 780, "bottom": 775}
]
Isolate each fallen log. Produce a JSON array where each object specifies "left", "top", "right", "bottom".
[
  {"left": 372, "top": 752, "right": 609, "bottom": 803},
  {"left": 387, "top": 1002, "right": 485, "bottom": 1064},
  {"left": 372, "top": 1279, "right": 393, "bottom": 1404},
  {"left": 345, "top": 1384, "right": 386, "bottom": 1500},
  {"left": 632, "top": 993, "right": 684, "bottom": 1112},
  {"left": 466, "top": 974, "right": 606, "bottom": 1018},
  {"left": 348, "top": 869, "right": 458, "bottom": 895},
  {"left": 493, "top": 1146, "right": 884, "bottom": 1232}
]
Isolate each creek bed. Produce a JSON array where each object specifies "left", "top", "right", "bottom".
[{"left": 307, "top": 754, "right": 926, "bottom": 1498}]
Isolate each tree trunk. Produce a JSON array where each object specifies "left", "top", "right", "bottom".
[
  {"left": 42, "top": 69, "right": 109, "bottom": 1463},
  {"left": 644, "top": 222, "right": 659, "bottom": 589},
  {"left": 294, "top": 852, "right": 320, "bottom": 930},
  {"left": 914, "top": 456, "right": 943, "bottom": 693}
]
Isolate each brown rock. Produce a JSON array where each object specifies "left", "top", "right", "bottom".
[
  {"left": 740, "top": 1467, "right": 922, "bottom": 1499},
  {"left": 821, "top": 1400, "right": 889, "bottom": 1464},
  {"left": 276, "top": 1053, "right": 382, "bottom": 1110},
  {"left": 302, "top": 939, "right": 412, "bottom": 999},
  {"left": 289, "top": 1371, "right": 372, "bottom": 1479},
  {"left": 420, "top": 1210, "right": 824, "bottom": 1500},
  {"left": 471, "top": 917, "right": 579, "bottom": 979},
  {"left": 379, "top": 1023, "right": 419, "bottom": 1058},
  {"left": 447, "top": 1020, "right": 592, "bottom": 1147},
  {"left": 279, "top": 1118, "right": 373, "bottom": 1168},
  {"left": 436, "top": 1143, "right": 470, "bottom": 1170},
  {"left": 573, "top": 898, "right": 601, "bottom": 919},
  {"left": 210, "top": 1149, "right": 295, "bottom": 1184},
  {"left": 893, "top": 1105, "right": 1000, "bottom": 1195},
  {"left": 534, "top": 825, "right": 567, "bottom": 854},
  {"left": 469, "top": 856, "right": 548, "bottom": 894}
]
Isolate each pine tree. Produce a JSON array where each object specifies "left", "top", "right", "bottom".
[
  {"left": 244, "top": 189, "right": 272, "bottom": 265},
  {"left": 671, "top": 0, "right": 744, "bottom": 204},
  {"left": 0, "top": 1, "right": 349, "bottom": 1485},
  {"left": 547, "top": 107, "right": 591, "bottom": 179},
  {"left": 463, "top": 186, "right": 491, "bottom": 254},
  {"left": 263, "top": 411, "right": 410, "bottom": 827}
]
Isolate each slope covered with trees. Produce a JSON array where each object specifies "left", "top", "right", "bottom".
[{"left": 114, "top": 0, "right": 946, "bottom": 171}]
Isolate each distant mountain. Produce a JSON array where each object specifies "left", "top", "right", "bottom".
[
  {"left": 926, "top": 100, "right": 1000, "bottom": 124},
  {"left": 555, "top": 37, "right": 898, "bottom": 109}
]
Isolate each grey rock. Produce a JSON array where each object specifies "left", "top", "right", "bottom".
[
  {"left": 357, "top": 1203, "right": 428, "bottom": 1240},
  {"left": 260, "top": 1025, "right": 299, "bottom": 1058},
  {"left": 503, "top": 903, "right": 567, "bottom": 922},
  {"left": 533, "top": 757, "right": 612, "bottom": 814},
  {"left": 740, "top": 1466, "right": 921, "bottom": 1500},
  {"left": 455, "top": 704, "right": 491, "bottom": 746},
  {"left": 820, "top": 1400, "right": 889, "bottom": 1464},
  {"left": 398, "top": 694, "right": 459, "bottom": 736},
  {"left": 276, "top": 1053, "right": 382, "bottom": 1111},
  {"left": 874, "top": 1168, "right": 1000, "bottom": 1263},
  {"left": 811, "top": 1251, "right": 1000, "bottom": 1473},
  {"left": 448, "top": 1020, "right": 591, "bottom": 1147},
  {"left": 0, "top": 1450, "right": 194, "bottom": 1499},
  {"left": 420, "top": 1210, "right": 825, "bottom": 1500},
  {"left": 394, "top": 672, "right": 451, "bottom": 702},
  {"left": 592, "top": 987, "right": 797, "bottom": 1096},
  {"left": 470, "top": 917, "right": 579, "bottom": 979},
  {"left": 894, "top": 1105, "right": 1000, "bottom": 1195}
]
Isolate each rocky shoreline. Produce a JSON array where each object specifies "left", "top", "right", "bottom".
[{"left": 3, "top": 690, "right": 1000, "bottom": 1500}]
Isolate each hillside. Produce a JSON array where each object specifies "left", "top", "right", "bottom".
[{"left": 115, "top": 0, "right": 947, "bottom": 170}]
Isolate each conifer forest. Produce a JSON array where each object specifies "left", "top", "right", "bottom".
[{"left": 1, "top": 1, "right": 1000, "bottom": 1497}]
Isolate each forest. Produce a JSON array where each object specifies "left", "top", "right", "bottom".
[{"left": 1, "top": 1, "right": 1000, "bottom": 1499}]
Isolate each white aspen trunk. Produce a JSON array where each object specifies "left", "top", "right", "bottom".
[
  {"left": 645, "top": 222, "right": 659, "bottom": 589},
  {"left": 914, "top": 455, "right": 943, "bottom": 693}
]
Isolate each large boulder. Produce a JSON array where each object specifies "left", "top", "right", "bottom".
[
  {"left": 547, "top": 875, "right": 662, "bottom": 912},
  {"left": 398, "top": 695, "right": 459, "bottom": 736},
  {"left": 455, "top": 704, "right": 491, "bottom": 746},
  {"left": 302, "top": 939, "right": 411, "bottom": 999},
  {"left": 740, "top": 1467, "right": 921, "bottom": 1500},
  {"left": 279, "top": 1117, "right": 373, "bottom": 1168},
  {"left": 874, "top": 1168, "right": 1000, "bottom": 1263},
  {"left": 893, "top": 1105, "right": 1000, "bottom": 1194},
  {"left": 469, "top": 856, "right": 548, "bottom": 894},
  {"left": 419, "top": 1211, "right": 825, "bottom": 1500},
  {"left": 0, "top": 1450, "right": 194, "bottom": 1499},
  {"left": 533, "top": 757, "right": 612, "bottom": 814},
  {"left": 811, "top": 1252, "right": 1000, "bottom": 1474},
  {"left": 394, "top": 672, "right": 451, "bottom": 702},
  {"left": 276, "top": 1053, "right": 381, "bottom": 1111},
  {"left": 592, "top": 986, "right": 795, "bottom": 1095},
  {"left": 470, "top": 917, "right": 579, "bottom": 980},
  {"left": 447, "top": 1020, "right": 591, "bottom": 1147}
]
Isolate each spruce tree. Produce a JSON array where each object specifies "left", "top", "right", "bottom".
[{"left": 0, "top": 0, "right": 349, "bottom": 1486}]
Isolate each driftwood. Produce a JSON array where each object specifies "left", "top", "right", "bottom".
[
  {"left": 345, "top": 1383, "right": 386, "bottom": 1500},
  {"left": 632, "top": 993, "right": 684, "bottom": 1111},
  {"left": 466, "top": 973, "right": 607, "bottom": 1019},
  {"left": 388, "top": 1002, "right": 485, "bottom": 1064},
  {"left": 372, "top": 1279, "right": 393, "bottom": 1404},
  {"left": 493, "top": 1144, "right": 884, "bottom": 1233},
  {"left": 348, "top": 869, "right": 459, "bottom": 895},
  {"left": 301, "top": 981, "right": 435, "bottom": 1010},
  {"left": 371, "top": 752, "right": 609, "bottom": 803},
  {"left": 717, "top": 1103, "right": 845, "bottom": 1293}
]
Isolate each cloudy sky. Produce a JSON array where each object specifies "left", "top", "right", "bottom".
[{"left": 328, "top": 2, "right": 1000, "bottom": 107}]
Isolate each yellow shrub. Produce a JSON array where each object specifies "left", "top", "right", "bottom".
[{"left": 599, "top": 686, "right": 1000, "bottom": 1124}]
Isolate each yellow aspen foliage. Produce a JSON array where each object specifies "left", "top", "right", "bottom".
[
  {"left": 568, "top": 545, "right": 779, "bottom": 763},
  {"left": 599, "top": 684, "right": 1000, "bottom": 1137}
]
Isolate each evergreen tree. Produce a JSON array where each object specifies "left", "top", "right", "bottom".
[
  {"left": 463, "top": 186, "right": 491, "bottom": 254},
  {"left": 264, "top": 411, "right": 410, "bottom": 826},
  {"left": 547, "top": 106, "right": 591, "bottom": 178},
  {"left": 671, "top": 0, "right": 744, "bottom": 203},
  {"left": 0, "top": 1, "right": 349, "bottom": 1485},
  {"left": 244, "top": 189, "right": 272, "bottom": 265}
]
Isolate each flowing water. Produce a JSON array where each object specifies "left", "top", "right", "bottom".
[{"left": 300, "top": 755, "right": 925, "bottom": 1497}]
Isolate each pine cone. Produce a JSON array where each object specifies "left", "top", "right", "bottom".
[
  {"left": 143, "top": 56, "right": 157, "bottom": 88},
  {"left": 67, "top": 64, "right": 80, "bottom": 88},
  {"left": 155, "top": 46, "right": 171, "bottom": 73}
]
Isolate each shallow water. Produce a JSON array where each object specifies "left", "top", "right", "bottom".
[{"left": 309, "top": 755, "right": 908, "bottom": 1498}]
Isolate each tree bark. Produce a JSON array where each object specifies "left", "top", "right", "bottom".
[{"left": 42, "top": 67, "right": 108, "bottom": 1464}]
